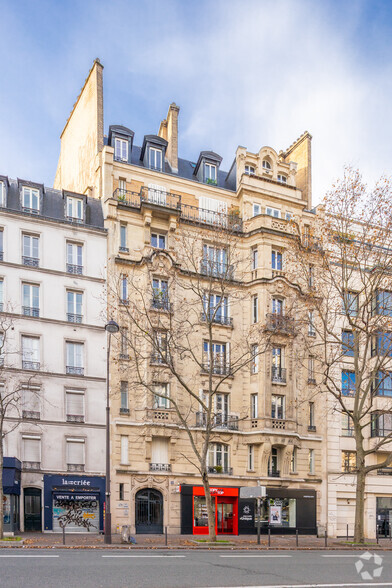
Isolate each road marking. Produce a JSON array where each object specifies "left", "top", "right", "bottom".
[
  {"left": 206, "top": 584, "right": 392, "bottom": 588},
  {"left": 321, "top": 554, "right": 362, "bottom": 557},
  {"left": 102, "top": 555, "right": 186, "bottom": 558},
  {"left": 0, "top": 555, "right": 59, "bottom": 558},
  {"left": 220, "top": 554, "right": 292, "bottom": 558}
]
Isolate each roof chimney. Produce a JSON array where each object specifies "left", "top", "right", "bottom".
[{"left": 165, "top": 103, "right": 180, "bottom": 173}]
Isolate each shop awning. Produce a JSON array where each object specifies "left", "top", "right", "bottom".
[{"left": 2, "top": 458, "right": 21, "bottom": 495}]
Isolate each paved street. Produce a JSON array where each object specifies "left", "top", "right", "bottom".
[{"left": 1, "top": 549, "right": 391, "bottom": 588}]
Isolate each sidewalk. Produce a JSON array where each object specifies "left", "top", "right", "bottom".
[{"left": 13, "top": 532, "right": 392, "bottom": 550}]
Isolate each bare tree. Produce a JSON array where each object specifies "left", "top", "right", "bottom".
[
  {"left": 288, "top": 167, "right": 392, "bottom": 543},
  {"left": 109, "top": 223, "right": 269, "bottom": 541}
]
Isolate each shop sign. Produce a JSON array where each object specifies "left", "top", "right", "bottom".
[
  {"left": 239, "top": 504, "right": 253, "bottom": 522},
  {"left": 60, "top": 478, "right": 91, "bottom": 486}
]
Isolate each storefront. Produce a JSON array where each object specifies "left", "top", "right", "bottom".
[
  {"left": 376, "top": 497, "right": 392, "bottom": 536},
  {"left": 181, "top": 485, "right": 317, "bottom": 535},
  {"left": 2, "top": 458, "right": 21, "bottom": 534},
  {"left": 43, "top": 474, "right": 105, "bottom": 533}
]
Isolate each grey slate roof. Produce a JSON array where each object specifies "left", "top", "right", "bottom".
[{"left": 0, "top": 176, "right": 105, "bottom": 231}]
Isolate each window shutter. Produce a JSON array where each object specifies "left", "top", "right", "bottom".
[
  {"left": 67, "top": 439, "right": 85, "bottom": 464},
  {"left": 23, "top": 437, "right": 41, "bottom": 461},
  {"left": 120, "top": 436, "right": 128, "bottom": 464},
  {"left": 151, "top": 437, "right": 169, "bottom": 464},
  {"left": 22, "top": 388, "right": 40, "bottom": 412},
  {"left": 66, "top": 391, "right": 84, "bottom": 416}
]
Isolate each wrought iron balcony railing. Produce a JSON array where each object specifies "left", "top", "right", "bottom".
[
  {"left": 67, "top": 313, "right": 83, "bottom": 324},
  {"left": 268, "top": 469, "right": 280, "bottom": 478},
  {"left": 67, "top": 263, "right": 83, "bottom": 275},
  {"left": 207, "top": 466, "right": 233, "bottom": 475},
  {"left": 196, "top": 412, "right": 239, "bottom": 430},
  {"left": 202, "top": 360, "right": 231, "bottom": 376},
  {"left": 22, "top": 410, "right": 40, "bottom": 420},
  {"left": 23, "top": 306, "right": 39, "bottom": 318},
  {"left": 149, "top": 463, "right": 171, "bottom": 472},
  {"left": 271, "top": 366, "right": 287, "bottom": 383},
  {"left": 66, "top": 414, "right": 84, "bottom": 423},
  {"left": 265, "top": 313, "right": 295, "bottom": 335},
  {"left": 151, "top": 298, "right": 172, "bottom": 312},
  {"left": 23, "top": 461, "right": 40, "bottom": 470},
  {"left": 66, "top": 366, "right": 84, "bottom": 376},
  {"left": 67, "top": 464, "right": 85, "bottom": 472},
  {"left": 22, "top": 360, "right": 40, "bottom": 371},
  {"left": 22, "top": 256, "right": 39, "bottom": 267},
  {"left": 200, "top": 312, "right": 233, "bottom": 327},
  {"left": 200, "top": 259, "right": 234, "bottom": 280}
]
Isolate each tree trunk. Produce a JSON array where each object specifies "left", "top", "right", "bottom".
[
  {"left": 202, "top": 470, "right": 216, "bottom": 542},
  {"left": 354, "top": 465, "right": 365, "bottom": 544},
  {"left": 0, "top": 438, "right": 3, "bottom": 539}
]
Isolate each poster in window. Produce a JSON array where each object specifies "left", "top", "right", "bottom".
[{"left": 270, "top": 505, "right": 282, "bottom": 525}]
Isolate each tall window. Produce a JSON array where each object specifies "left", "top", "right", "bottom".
[
  {"left": 22, "top": 435, "right": 41, "bottom": 468},
  {"left": 308, "top": 264, "right": 314, "bottom": 288},
  {"left": 290, "top": 447, "right": 297, "bottom": 473},
  {"left": 151, "top": 232, "right": 166, "bottom": 249},
  {"left": 372, "top": 332, "right": 392, "bottom": 357},
  {"left": 0, "top": 181, "right": 5, "bottom": 207},
  {"left": 309, "top": 449, "right": 315, "bottom": 474},
  {"left": 266, "top": 207, "right": 280, "bottom": 218},
  {"left": 66, "top": 197, "right": 83, "bottom": 222},
  {"left": 22, "top": 234, "right": 39, "bottom": 267},
  {"left": 22, "top": 336, "right": 40, "bottom": 370},
  {"left": 22, "top": 186, "right": 39, "bottom": 213},
  {"left": 373, "top": 371, "right": 392, "bottom": 396},
  {"left": 114, "top": 138, "right": 128, "bottom": 162},
  {"left": 66, "top": 390, "right": 85, "bottom": 422},
  {"left": 204, "top": 163, "right": 217, "bottom": 184},
  {"left": 272, "top": 346, "right": 285, "bottom": 382},
  {"left": 0, "top": 279, "right": 4, "bottom": 311},
  {"left": 0, "top": 229, "right": 3, "bottom": 260},
  {"left": 251, "top": 247, "right": 258, "bottom": 269},
  {"left": 341, "top": 413, "right": 354, "bottom": 436},
  {"left": 248, "top": 445, "right": 254, "bottom": 470},
  {"left": 149, "top": 147, "right": 162, "bottom": 171},
  {"left": 271, "top": 395, "right": 285, "bottom": 419},
  {"left": 252, "top": 295, "right": 258, "bottom": 323},
  {"left": 118, "top": 179, "right": 127, "bottom": 196},
  {"left": 214, "top": 393, "right": 229, "bottom": 426},
  {"left": 245, "top": 165, "right": 255, "bottom": 175},
  {"left": 120, "top": 435, "right": 129, "bottom": 464},
  {"left": 22, "top": 386, "right": 40, "bottom": 420},
  {"left": 251, "top": 344, "right": 259, "bottom": 374},
  {"left": 67, "top": 242, "right": 83, "bottom": 275},
  {"left": 153, "top": 383, "right": 170, "bottom": 409},
  {"left": 22, "top": 283, "right": 39, "bottom": 317},
  {"left": 120, "top": 275, "right": 128, "bottom": 303},
  {"left": 371, "top": 412, "right": 392, "bottom": 437},
  {"left": 67, "top": 291, "right": 83, "bottom": 323},
  {"left": 373, "top": 290, "right": 392, "bottom": 316},
  {"left": 342, "top": 330, "right": 354, "bottom": 357},
  {"left": 152, "top": 278, "right": 169, "bottom": 310},
  {"left": 66, "top": 342, "right": 84, "bottom": 375},
  {"left": 271, "top": 249, "right": 282, "bottom": 270},
  {"left": 66, "top": 438, "right": 85, "bottom": 471},
  {"left": 342, "top": 450, "right": 356, "bottom": 473},
  {"left": 268, "top": 447, "right": 279, "bottom": 475},
  {"left": 309, "top": 402, "right": 315, "bottom": 428},
  {"left": 208, "top": 443, "right": 229, "bottom": 472},
  {"left": 308, "top": 310, "right": 316, "bottom": 336},
  {"left": 342, "top": 370, "right": 355, "bottom": 396},
  {"left": 203, "top": 341, "right": 228, "bottom": 374},
  {"left": 272, "top": 298, "right": 283, "bottom": 315},
  {"left": 120, "top": 381, "right": 129, "bottom": 412},
  {"left": 152, "top": 331, "right": 168, "bottom": 364},
  {"left": 203, "top": 293, "right": 229, "bottom": 324},
  {"left": 308, "top": 356, "right": 315, "bottom": 382},
  {"left": 342, "top": 290, "right": 358, "bottom": 316},
  {"left": 120, "top": 225, "right": 128, "bottom": 251},
  {"left": 202, "top": 245, "right": 229, "bottom": 278},
  {"left": 250, "top": 394, "right": 258, "bottom": 419},
  {"left": 120, "top": 328, "right": 129, "bottom": 359}
]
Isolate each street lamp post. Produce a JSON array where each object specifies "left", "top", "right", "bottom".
[{"left": 104, "top": 320, "right": 120, "bottom": 544}]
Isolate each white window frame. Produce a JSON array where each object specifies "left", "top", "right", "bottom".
[
  {"left": 208, "top": 443, "right": 229, "bottom": 470},
  {"left": 22, "top": 234, "right": 39, "bottom": 263},
  {"left": 22, "top": 283, "right": 39, "bottom": 315},
  {"left": 248, "top": 444, "right": 254, "bottom": 471},
  {"left": 22, "top": 335, "right": 40, "bottom": 369},
  {"left": 153, "top": 383, "right": 170, "bottom": 409},
  {"left": 252, "top": 203, "right": 261, "bottom": 217},
  {"left": 266, "top": 207, "right": 281, "bottom": 218},
  {"left": 204, "top": 163, "right": 217, "bottom": 183},
  {"left": 251, "top": 344, "right": 259, "bottom": 374},
  {"left": 67, "top": 242, "right": 83, "bottom": 272},
  {"left": 66, "top": 341, "right": 84, "bottom": 372},
  {"left": 252, "top": 294, "right": 258, "bottom": 323},
  {"left": 120, "top": 224, "right": 127, "bottom": 250},
  {"left": 121, "top": 275, "right": 128, "bottom": 302},
  {"left": 251, "top": 394, "right": 258, "bottom": 419},
  {"left": 0, "top": 181, "right": 5, "bottom": 207},
  {"left": 120, "top": 435, "right": 129, "bottom": 464},
  {"left": 262, "top": 160, "right": 271, "bottom": 170},
  {"left": 151, "top": 232, "right": 166, "bottom": 249},
  {"left": 66, "top": 197, "right": 83, "bottom": 222},
  {"left": 251, "top": 247, "right": 258, "bottom": 270},
  {"left": 277, "top": 174, "right": 287, "bottom": 184},
  {"left": 149, "top": 147, "right": 163, "bottom": 171},
  {"left": 67, "top": 290, "right": 83, "bottom": 321},
  {"left": 245, "top": 165, "right": 255, "bottom": 176},
  {"left": 271, "top": 249, "right": 283, "bottom": 271},
  {"left": 22, "top": 186, "right": 39, "bottom": 213},
  {"left": 120, "top": 381, "right": 128, "bottom": 411},
  {"left": 114, "top": 138, "right": 128, "bottom": 162},
  {"left": 309, "top": 448, "right": 315, "bottom": 474},
  {"left": 271, "top": 394, "right": 285, "bottom": 420}
]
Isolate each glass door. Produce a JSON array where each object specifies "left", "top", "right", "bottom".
[{"left": 216, "top": 498, "right": 235, "bottom": 534}]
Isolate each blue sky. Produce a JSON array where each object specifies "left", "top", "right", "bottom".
[{"left": 1, "top": 0, "right": 392, "bottom": 203}]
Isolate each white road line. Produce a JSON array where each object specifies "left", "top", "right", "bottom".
[
  {"left": 205, "top": 584, "right": 392, "bottom": 588},
  {"left": 0, "top": 555, "right": 59, "bottom": 558},
  {"left": 220, "top": 554, "right": 292, "bottom": 558},
  {"left": 321, "top": 554, "right": 362, "bottom": 557},
  {"left": 102, "top": 555, "right": 186, "bottom": 558}
]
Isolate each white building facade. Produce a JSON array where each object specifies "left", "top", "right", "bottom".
[{"left": 0, "top": 176, "right": 107, "bottom": 533}]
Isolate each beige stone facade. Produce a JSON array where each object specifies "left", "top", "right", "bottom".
[{"left": 55, "top": 61, "right": 326, "bottom": 536}]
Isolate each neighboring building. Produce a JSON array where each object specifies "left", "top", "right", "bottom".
[
  {"left": 0, "top": 176, "right": 107, "bottom": 532},
  {"left": 54, "top": 60, "right": 324, "bottom": 537}
]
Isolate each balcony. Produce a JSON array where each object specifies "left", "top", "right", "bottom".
[
  {"left": 22, "top": 410, "right": 40, "bottom": 420},
  {"left": 271, "top": 366, "right": 287, "bottom": 384},
  {"left": 308, "top": 377, "right": 316, "bottom": 385},
  {"left": 202, "top": 361, "right": 231, "bottom": 376},
  {"left": 308, "top": 425, "right": 317, "bottom": 432},
  {"left": 265, "top": 313, "right": 295, "bottom": 335},
  {"left": 22, "top": 360, "right": 40, "bottom": 371},
  {"left": 119, "top": 353, "right": 130, "bottom": 360},
  {"left": 151, "top": 298, "right": 172, "bottom": 312},
  {"left": 207, "top": 466, "right": 233, "bottom": 475},
  {"left": 23, "top": 306, "right": 39, "bottom": 318},
  {"left": 149, "top": 463, "right": 171, "bottom": 472},
  {"left": 271, "top": 419, "right": 286, "bottom": 430},
  {"left": 200, "top": 259, "right": 234, "bottom": 280},
  {"left": 0, "top": 251, "right": 3, "bottom": 261},
  {"left": 377, "top": 467, "right": 392, "bottom": 476},
  {"left": 67, "top": 313, "right": 82, "bottom": 324},
  {"left": 146, "top": 408, "right": 174, "bottom": 422},
  {"left": 200, "top": 312, "right": 233, "bottom": 327},
  {"left": 22, "top": 207, "right": 39, "bottom": 215},
  {"left": 22, "top": 256, "right": 39, "bottom": 267},
  {"left": 23, "top": 461, "right": 40, "bottom": 471},
  {"left": 120, "top": 407, "right": 130, "bottom": 415},
  {"left": 181, "top": 203, "right": 243, "bottom": 233},
  {"left": 150, "top": 353, "right": 168, "bottom": 365},
  {"left": 67, "top": 264, "right": 83, "bottom": 275},
  {"left": 66, "top": 414, "right": 84, "bottom": 423},
  {"left": 268, "top": 469, "right": 280, "bottom": 478},
  {"left": 66, "top": 216, "right": 83, "bottom": 224},
  {"left": 195, "top": 412, "right": 239, "bottom": 430},
  {"left": 119, "top": 246, "right": 129, "bottom": 253},
  {"left": 141, "top": 186, "right": 181, "bottom": 211},
  {"left": 67, "top": 464, "right": 85, "bottom": 472},
  {"left": 66, "top": 366, "right": 84, "bottom": 376}
]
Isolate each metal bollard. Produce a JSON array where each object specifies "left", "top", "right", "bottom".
[
  {"left": 296, "top": 529, "right": 298, "bottom": 547},
  {"left": 347, "top": 523, "right": 349, "bottom": 541},
  {"left": 268, "top": 527, "right": 271, "bottom": 547},
  {"left": 376, "top": 525, "right": 379, "bottom": 544},
  {"left": 62, "top": 525, "right": 65, "bottom": 546},
  {"left": 165, "top": 526, "right": 168, "bottom": 546},
  {"left": 324, "top": 529, "right": 327, "bottom": 548}
]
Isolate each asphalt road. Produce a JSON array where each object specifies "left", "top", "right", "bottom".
[{"left": 0, "top": 549, "right": 391, "bottom": 588}]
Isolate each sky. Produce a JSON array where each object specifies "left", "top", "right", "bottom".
[{"left": 0, "top": 0, "right": 392, "bottom": 204}]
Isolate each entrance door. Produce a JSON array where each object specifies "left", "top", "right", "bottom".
[
  {"left": 135, "top": 489, "right": 163, "bottom": 534},
  {"left": 24, "top": 488, "right": 41, "bottom": 532},
  {"left": 216, "top": 497, "right": 236, "bottom": 534}
]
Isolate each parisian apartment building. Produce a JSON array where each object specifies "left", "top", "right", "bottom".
[
  {"left": 54, "top": 60, "right": 324, "bottom": 537},
  {"left": 0, "top": 176, "right": 107, "bottom": 533}
]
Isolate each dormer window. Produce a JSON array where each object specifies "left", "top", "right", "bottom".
[
  {"left": 22, "top": 187, "right": 39, "bottom": 214},
  {"left": 277, "top": 174, "right": 287, "bottom": 184},
  {"left": 0, "top": 181, "right": 5, "bottom": 207},
  {"left": 262, "top": 160, "right": 271, "bottom": 170},
  {"left": 67, "top": 197, "right": 84, "bottom": 223},
  {"left": 204, "top": 163, "right": 217, "bottom": 185},
  {"left": 114, "top": 138, "right": 128, "bottom": 162},
  {"left": 149, "top": 147, "right": 163, "bottom": 171},
  {"left": 245, "top": 165, "right": 255, "bottom": 175}
]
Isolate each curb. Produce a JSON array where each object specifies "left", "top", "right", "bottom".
[{"left": 5, "top": 544, "right": 392, "bottom": 551}]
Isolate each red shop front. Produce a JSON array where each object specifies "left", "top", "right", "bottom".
[{"left": 192, "top": 486, "right": 238, "bottom": 535}]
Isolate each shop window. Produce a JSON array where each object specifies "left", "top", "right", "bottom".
[
  {"left": 194, "top": 495, "right": 213, "bottom": 530},
  {"left": 260, "top": 497, "right": 296, "bottom": 528}
]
